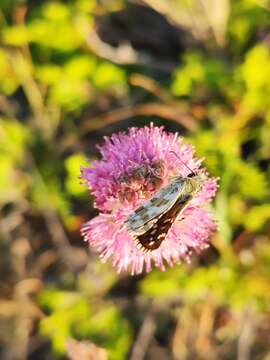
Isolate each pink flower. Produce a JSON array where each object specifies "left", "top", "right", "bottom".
[{"left": 81, "top": 124, "right": 218, "bottom": 275}]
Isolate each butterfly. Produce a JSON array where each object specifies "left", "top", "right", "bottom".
[{"left": 124, "top": 169, "right": 206, "bottom": 252}]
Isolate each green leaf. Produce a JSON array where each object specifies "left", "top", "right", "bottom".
[
  {"left": 240, "top": 44, "right": 270, "bottom": 113},
  {"left": 171, "top": 52, "right": 227, "bottom": 96},
  {"left": 244, "top": 205, "right": 270, "bottom": 231},
  {"left": 65, "top": 153, "right": 88, "bottom": 196},
  {"left": 93, "top": 62, "right": 127, "bottom": 90},
  {"left": 233, "top": 161, "right": 268, "bottom": 200},
  {"left": 3, "top": 25, "right": 29, "bottom": 46},
  {"left": 0, "top": 50, "right": 19, "bottom": 94},
  {"left": 39, "top": 289, "right": 131, "bottom": 359},
  {"left": 39, "top": 289, "right": 91, "bottom": 353}
]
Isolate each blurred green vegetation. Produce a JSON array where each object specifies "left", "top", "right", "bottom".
[
  {"left": 0, "top": 1, "right": 269, "bottom": 359},
  {"left": 39, "top": 288, "right": 131, "bottom": 359}
]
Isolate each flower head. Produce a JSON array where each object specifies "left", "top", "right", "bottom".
[{"left": 81, "top": 124, "right": 218, "bottom": 275}]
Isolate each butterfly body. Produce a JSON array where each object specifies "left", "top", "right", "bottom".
[{"left": 124, "top": 172, "right": 206, "bottom": 251}]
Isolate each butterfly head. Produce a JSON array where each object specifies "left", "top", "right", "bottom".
[{"left": 186, "top": 170, "right": 207, "bottom": 195}]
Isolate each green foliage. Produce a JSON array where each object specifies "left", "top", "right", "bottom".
[
  {"left": 3, "top": 2, "right": 85, "bottom": 50},
  {"left": 0, "top": 119, "right": 29, "bottom": 162},
  {"left": 93, "top": 62, "right": 127, "bottom": 91},
  {"left": 171, "top": 52, "right": 228, "bottom": 97},
  {"left": 65, "top": 153, "right": 88, "bottom": 197},
  {"left": 39, "top": 288, "right": 131, "bottom": 359},
  {"left": 141, "top": 243, "right": 270, "bottom": 310},
  {"left": 2, "top": 0, "right": 127, "bottom": 114},
  {"left": 75, "top": 305, "right": 131, "bottom": 360},
  {"left": 233, "top": 160, "right": 268, "bottom": 200},
  {"left": 1, "top": 0, "right": 270, "bottom": 358},
  {"left": 39, "top": 289, "right": 92, "bottom": 353},
  {"left": 228, "top": 0, "right": 270, "bottom": 53},
  {"left": 0, "top": 119, "right": 29, "bottom": 204},
  {"left": 0, "top": 50, "right": 19, "bottom": 95},
  {"left": 241, "top": 44, "right": 270, "bottom": 115},
  {"left": 244, "top": 205, "right": 270, "bottom": 231}
]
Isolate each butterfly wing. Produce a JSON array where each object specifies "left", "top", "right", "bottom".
[
  {"left": 124, "top": 177, "right": 184, "bottom": 232},
  {"left": 134, "top": 192, "right": 192, "bottom": 251},
  {"left": 125, "top": 172, "right": 205, "bottom": 251}
]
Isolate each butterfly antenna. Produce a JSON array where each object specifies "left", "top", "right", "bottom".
[{"left": 169, "top": 151, "right": 195, "bottom": 175}]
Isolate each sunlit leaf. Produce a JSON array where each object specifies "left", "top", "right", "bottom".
[
  {"left": 244, "top": 205, "right": 270, "bottom": 231},
  {"left": 0, "top": 49, "right": 19, "bottom": 94},
  {"left": 65, "top": 153, "right": 88, "bottom": 196},
  {"left": 93, "top": 62, "right": 127, "bottom": 91}
]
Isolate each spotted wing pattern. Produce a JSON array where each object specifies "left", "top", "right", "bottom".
[
  {"left": 124, "top": 171, "right": 205, "bottom": 251},
  {"left": 124, "top": 177, "right": 184, "bottom": 232},
  {"left": 124, "top": 177, "right": 193, "bottom": 251},
  {"left": 134, "top": 193, "right": 192, "bottom": 251}
]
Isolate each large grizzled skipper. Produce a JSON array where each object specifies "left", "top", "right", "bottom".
[{"left": 124, "top": 154, "right": 206, "bottom": 252}]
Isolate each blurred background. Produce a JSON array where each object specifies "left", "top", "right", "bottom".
[{"left": 0, "top": 0, "right": 270, "bottom": 359}]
